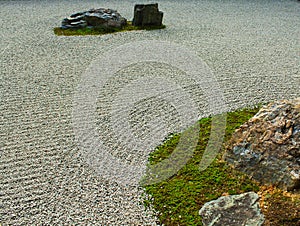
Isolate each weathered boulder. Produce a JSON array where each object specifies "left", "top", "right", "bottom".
[
  {"left": 199, "top": 192, "right": 265, "bottom": 226},
  {"left": 61, "top": 8, "right": 127, "bottom": 29},
  {"left": 132, "top": 3, "right": 163, "bottom": 27},
  {"left": 224, "top": 98, "right": 300, "bottom": 191}
]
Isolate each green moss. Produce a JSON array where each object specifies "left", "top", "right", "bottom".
[
  {"left": 142, "top": 104, "right": 300, "bottom": 225},
  {"left": 142, "top": 107, "right": 261, "bottom": 225},
  {"left": 53, "top": 21, "right": 166, "bottom": 36}
]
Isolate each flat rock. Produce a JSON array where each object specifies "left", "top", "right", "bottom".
[
  {"left": 199, "top": 192, "right": 265, "bottom": 226},
  {"left": 224, "top": 98, "right": 300, "bottom": 191}
]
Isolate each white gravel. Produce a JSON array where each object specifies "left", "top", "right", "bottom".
[{"left": 1, "top": 0, "right": 299, "bottom": 225}]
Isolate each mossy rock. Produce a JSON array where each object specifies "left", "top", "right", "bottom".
[
  {"left": 54, "top": 21, "right": 166, "bottom": 36},
  {"left": 142, "top": 106, "right": 300, "bottom": 225}
]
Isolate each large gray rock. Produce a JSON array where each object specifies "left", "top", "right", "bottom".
[
  {"left": 61, "top": 8, "right": 127, "bottom": 29},
  {"left": 132, "top": 3, "right": 163, "bottom": 27},
  {"left": 223, "top": 98, "right": 300, "bottom": 191},
  {"left": 199, "top": 192, "right": 265, "bottom": 226}
]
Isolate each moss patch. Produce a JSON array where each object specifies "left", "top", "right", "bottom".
[
  {"left": 259, "top": 186, "right": 300, "bottom": 226},
  {"left": 142, "top": 106, "right": 300, "bottom": 225},
  {"left": 54, "top": 21, "right": 166, "bottom": 36}
]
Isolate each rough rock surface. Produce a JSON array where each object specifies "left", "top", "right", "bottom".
[
  {"left": 224, "top": 99, "right": 300, "bottom": 191},
  {"left": 132, "top": 3, "right": 163, "bottom": 27},
  {"left": 199, "top": 192, "right": 265, "bottom": 226},
  {"left": 61, "top": 8, "right": 127, "bottom": 29}
]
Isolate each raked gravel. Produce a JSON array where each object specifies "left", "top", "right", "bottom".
[{"left": 1, "top": 0, "right": 299, "bottom": 225}]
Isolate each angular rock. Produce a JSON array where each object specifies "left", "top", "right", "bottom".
[
  {"left": 224, "top": 98, "right": 300, "bottom": 191},
  {"left": 61, "top": 8, "right": 127, "bottom": 29},
  {"left": 132, "top": 3, "right": 163, "bottom": 27},
  {"left": 199, "top": 192, "right": 265, "bottom": 226}
]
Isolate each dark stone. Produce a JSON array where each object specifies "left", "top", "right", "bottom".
[
  {"left": 61, "top": 8, "right": 127, "bottom": 29},
  {"left": 223, "top": 99, "right": 300, "bottom": 191},
  {"left": 70, "top": 12, "right": 84, "bottom": 18},
  {"left": 199, "top": 192, "right": 265, "bottom": 226},
  {"left": 83, "top": 14, "right": 106, "bottom": 27},
  {"left": 61, "top": 18, "right": 87, "bottom": 29},
  {"left": 132, "top": 3, "right": 163, "bottom": 27}
]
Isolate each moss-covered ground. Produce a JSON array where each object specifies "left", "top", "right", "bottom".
[
  {"left": 142, "top": 106, "right": 300, "bottom": 225},
  {"left": 54, "top": 21, "right": 166, "bottom": 36}
]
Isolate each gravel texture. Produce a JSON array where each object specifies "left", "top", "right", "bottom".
[{"left": 1, "top": 0, "right": 299, "bottom": 225}]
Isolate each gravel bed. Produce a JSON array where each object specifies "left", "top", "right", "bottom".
[{"left": 1, "top": 0, "right": 299, "bottom": 225}]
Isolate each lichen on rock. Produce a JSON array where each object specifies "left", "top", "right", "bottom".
[
  {"left": 224, "top": 98, "right": 300, "bottom": 191},
  {"left": 199, "top": 192, "right": 265, "bottom": 226}
]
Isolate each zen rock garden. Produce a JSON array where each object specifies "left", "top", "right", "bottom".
[
  {"left": 55, "top": 5, "right": 299, "bottom": 226},
  {"left": 199, "top": 98, "right": 300, "bottom": 226},
  {"left": 57, "top": 3, "right": 164, "bottom": 35}
]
